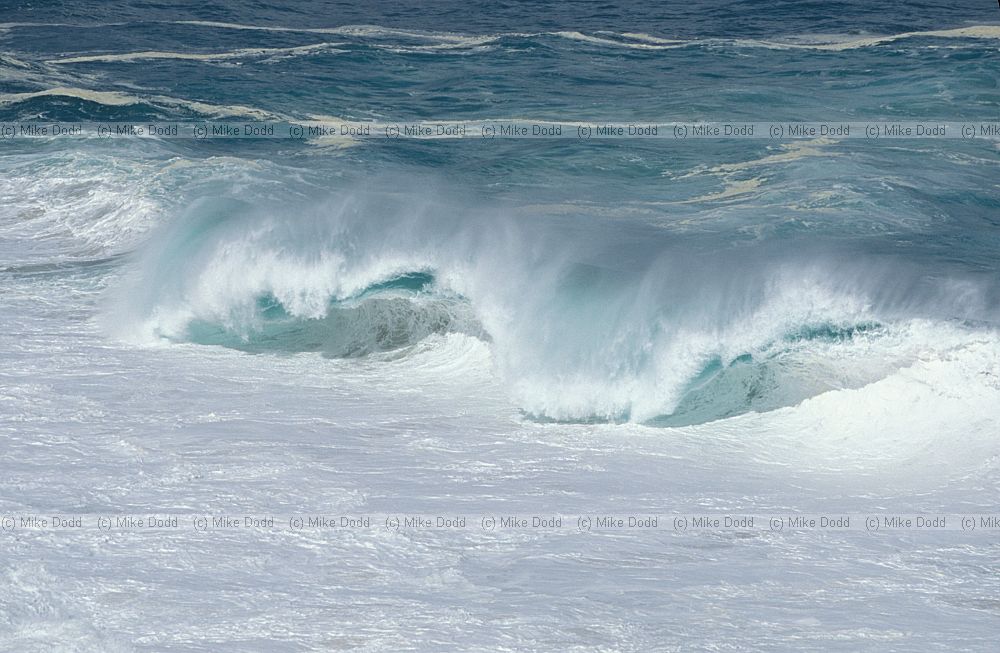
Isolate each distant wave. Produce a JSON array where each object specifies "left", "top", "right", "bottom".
[
  {"left": 0, "top": 21, "right": 129, "bottom": 29},
  {"left": 745, "top": 25, "right": 1000, "bottom": 51},
  {"left": 0, "top": 86, "right": 139, "bottom": 107},
  {"left": 48, "top": 43, "right": 346, "bottom": 65},
  {"left": 0, "top": 87, "right": 596, "bottom": 138},
  {"left": 326, "top": 23, "right": 502, "bottom": 48},
  {"left": 173, "top": 21, "right": 503, "bottom": 52},
  {"left": 0, "top": 53, "right": 31, "bottom": 68},
  {"left": 177, "top": 21, "right": 503, "bottom": 42},
  {"left": 550, "top": 31, "right": 686, "bottom": 50},
  {"left": 0, "top": 86, "right": 286, "bottom": 120},
  {"left": 5, "top": 21, "right": 1000, "bottom": 53},
  {"left": 168, "top": 22, "right": 1000, "bottom": 51}
]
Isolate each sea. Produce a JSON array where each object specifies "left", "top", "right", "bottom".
[{"left": 1, "top": 1, "right": 999, "bottom": 650}]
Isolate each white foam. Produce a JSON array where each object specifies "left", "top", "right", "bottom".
[
  {"left": 0, "top": 53, "right": 31, "bottom": 68},
  {"left": 4, "top": 20, "right": 1000, "bottom": 54},
  {"left": 173, "top": 21, "right": 501, "bottom": 50},
  {"left": 0, "top": 563, "right": 136, "bottom": 652},
  {"left": 617, "top": 32, "right": 686, "bottom": 45},
  {"left": 707, "top": 139, "right": 837, "bottom": 174},
  {"left": 0, "top": 21, "right": 128, "bottom": 29},
  {"left": 168, "top": 22, "right": 1000, "bottom": 52},
  {"left": 328, "top": 24, "right": 499, "bottom": 46},
  {"left": 551, "top": 31, "right": 686, "bottom": 50},
  {"left": 677, "top": 177, "right": 764, "bottom": 204},
  {"left": 48, "top": 43, "right": 345, "bottom": 65},
  {"left": 741, "top": 325, "right": 1000, "bottom": 477},
  {"left": 0, "top": 86, "right": 286, "bottom": 120},
  {"left": 0, "top": 86, "right": 139, "bottom": 106},
  {"left": 748, "top": 25, "right": 1000, "bottom": 51},
  {"left": 655, "top": 140, "right": 834, "bottom": 207},
  {"left": 0, "top": 151, "right": 165, "bottom": 258}
]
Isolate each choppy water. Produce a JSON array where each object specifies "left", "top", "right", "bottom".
[{"left": 1, "top": 1, "right": 1000, "bottom": 650}]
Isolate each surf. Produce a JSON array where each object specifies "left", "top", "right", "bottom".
[{"left": 103, "top": 181, "right": 1000, "bottom": 426}]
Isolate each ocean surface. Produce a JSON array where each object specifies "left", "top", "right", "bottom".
[{"left": 1, "top": 1, "right": 999, "bottom": 650}]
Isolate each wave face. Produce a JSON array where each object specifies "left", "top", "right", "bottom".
[
  {"left": 184, "top": 274, "right": 483, "bottom": 358},
  {"left": 106, "top": 183, "right": 1000, "bottom": 424}
]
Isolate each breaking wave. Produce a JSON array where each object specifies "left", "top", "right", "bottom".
[{"left": 105, "top": 183, "right": 1000, "bottom": 425}]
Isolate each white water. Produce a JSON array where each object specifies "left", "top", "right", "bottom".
[{"left": 2, "top": 145, "right": 999, "bottom": 650}]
